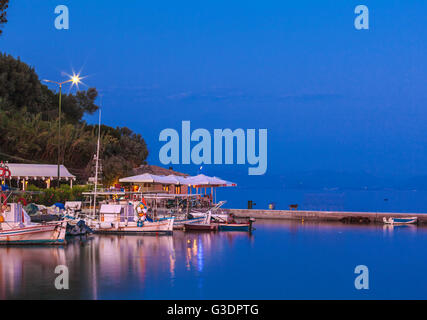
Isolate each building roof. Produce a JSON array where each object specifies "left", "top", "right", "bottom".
[
  {"left": 6, "top": 163, "right": 76, "bottom": 180},
  {"left": 132, "top": 164, "right": 188, "bottom": 177}
]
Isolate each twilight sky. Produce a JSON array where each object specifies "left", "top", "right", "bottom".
[{"left": 1, "top": 1, "right": 427, "bottom": 185}]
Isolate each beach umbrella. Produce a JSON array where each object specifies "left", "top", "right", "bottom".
[
  {"left": 119, "top": 173, "right": 157, "bottom": 183},
  {"left": 192, "top": 174, "right": 228, "bottom": 186},
  {"left": 214, "top": 177, "right": 237, "bottom": 187}
]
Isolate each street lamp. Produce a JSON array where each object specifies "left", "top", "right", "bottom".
[{"left": 43, "top": 74, "right": 82, "bottom": 188}]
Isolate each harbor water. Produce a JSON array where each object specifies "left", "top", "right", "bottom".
[{"left": 1, "top": 218, "right": 427, "bottom": 299}]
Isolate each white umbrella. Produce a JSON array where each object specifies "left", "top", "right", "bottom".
[
  {"left": 119, "top": 173, "right": 156, "bottom": 183},
  {"left": 214, "top": 177, "right": 237, "bottom": 187},
  {"left": 154, "top": 175, "right": 181, "bottom": 184},
  {"left": 165, "top": 175, "right": 189, "bottom": 185},
  {"left": 187, "top": 174, "right": 228, "bottom": 186}
]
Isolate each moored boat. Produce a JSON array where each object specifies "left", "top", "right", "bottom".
[
  {"left": 183, "top": 223, "right": 217, "bottom": 231},
  {"left": 172, "top": 216, "right": 205, "bottom": 230},
  {"left": 91, "top": 204, "right": 174, "bottom": 235},
  {"left": 0, "top": 203, "right": 67, "bottom": 245},
  {"left": 383, "top": 216, "right": 418, "bottom": 225},
  {"left": 216, "top": 222, "right": 254, "bottom": 232},
  {"left": 183, "top": 211, "right": 217, "bottom": 231},
  {"left": 212, "top": 214, "right": 255, "bottom": 232}
]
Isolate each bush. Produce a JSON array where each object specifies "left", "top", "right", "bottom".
[{"left": 16, "top": 184, "right": 91, "bottom": 206}]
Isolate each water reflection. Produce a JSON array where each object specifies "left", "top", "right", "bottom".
[
  {"left": 0, "top": 231, "right": 253, "bottom": 299},
  {"left": 2, "top": 221, "right": 426, "bottom": 299},
  {"left": 382, "top": 223, "right": 418, "bottom": 235}
]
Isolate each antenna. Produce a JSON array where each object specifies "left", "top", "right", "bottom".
[{"left": 92, "top": 97, "right": 102, "bottom": 218}]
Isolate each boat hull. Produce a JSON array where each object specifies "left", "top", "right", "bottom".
[
  {"left": 0, "top": 222, "right": 67, "bottom": 245},
  {"left": 173, "top": 217, "right": 205, "bottom": 230},
  {"left": 383, "top": 217, "right": 418, "bottom": 225},
  {"left": 183, "top": 223, "right": 217, "bottom": 231},
  {"left": 217, "top": 223, "right": 251, "bottom": 231},
  {"left": 93, "top": 219, "right": 174, "bottom": 235}
]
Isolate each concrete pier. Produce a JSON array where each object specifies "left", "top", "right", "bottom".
[{"left": 224, "top": 208, "right": 427, "bottom": 224}]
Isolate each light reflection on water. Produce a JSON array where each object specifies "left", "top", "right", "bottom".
[{"left": 0, "top": 220, "right": 426, "bottom": 299}]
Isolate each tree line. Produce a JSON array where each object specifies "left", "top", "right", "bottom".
[{"left": 0, "top": 53, "right": 148, "bottom": 186}]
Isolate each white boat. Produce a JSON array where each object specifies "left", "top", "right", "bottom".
[
  {"left": 0, "top": 203, "right": 67, "bottom": 245},
  {"left": 383, "top": 216, "right": 418, "bottom": 225},
  {"left": 91, "top": 204, "right": 174, "bottom": 235}
]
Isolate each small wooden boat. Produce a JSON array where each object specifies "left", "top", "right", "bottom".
[
  {"left": 215, "top": 218, "right": 255, "bottom": 232},
  {"left": 216, "top": 223, "right": 252, "bottom": 232},
  {"left": 183, "top": 211, "right": 217, "bottom": 231},
  {"left": 172, "top": 216, "right": 205, "bottom": 230},
  {"left": 183, "top": 223, "right": 217, "bottom": 231},
  {"left": 212, "top": 214, "right": 255, "bottom": 232},
  {"left": 383, "top": 216, "right": 418, "bottom": 225}
]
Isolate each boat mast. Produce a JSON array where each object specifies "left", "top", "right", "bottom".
[{"left": 92, "top": 102, "right": 102, "bottom": 218}]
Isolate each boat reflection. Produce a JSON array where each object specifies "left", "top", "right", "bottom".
[
  {"left": 382, "top": 223, "right": 418, "bottom": 235},
  {"left": 0, "top": 231, "right": 253, "bottom": 299},
  {"left": 0, "top": 246, "right": 66, "bottom": 299}
]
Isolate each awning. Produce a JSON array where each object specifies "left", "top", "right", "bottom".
[{"left": 6, "top": 163, "right": 75, "bottom": 180}]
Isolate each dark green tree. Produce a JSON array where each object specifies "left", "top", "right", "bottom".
[
  {"left": 0, "top": 0, "right": 8, "bottom": 36},
  {"left": 0, "top": 53, "right": 149, "bottom": 185}
]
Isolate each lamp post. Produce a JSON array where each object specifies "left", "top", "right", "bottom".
[{"left": 43, "top": 75, "right": 81, "bottom": 188}]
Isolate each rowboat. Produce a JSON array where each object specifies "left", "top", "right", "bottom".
[
  {"left": 383, "top": 216, "right": 418, "bottom": 225},
  {"left": 0, "top": 203, "right": 67, "bottom": 245},
  {"left": 171, "top": 216, "right": 205, "bottom": 230},
  {"left": 183, "top": 223, "right": 217, "bottom": 231},
  {"left": 216, "top": 222, "right": 253, "bottom": 232},
  {"left": 183, "top": 211, "right": 217, "bottom": 231},
  {"left": 212, "top": 214, "right": 255, "bottom": 232}
]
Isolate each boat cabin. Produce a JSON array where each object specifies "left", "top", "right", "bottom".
[
  {"left": 99, "top": 204, "right": 135, "bottom": 223},
  {"left": 0, "top": 203, "right": 31, "bottom": 224}
]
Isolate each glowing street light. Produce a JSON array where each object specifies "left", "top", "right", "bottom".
[{"left": 43, "top": 73, "right": 84, "bottom": 188}]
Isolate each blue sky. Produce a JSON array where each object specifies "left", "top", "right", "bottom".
[{"left": 1, "top": 1, "right": 427, "bottom": 185}]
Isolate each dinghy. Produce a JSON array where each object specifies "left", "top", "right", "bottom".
[
  {"left": 383, "top": 216, "right": 418, "bottom": 225},
  {"left": 216, "top": 221, "right": 254, "bottom": 232},
  {"left": 183, "top": 211, "right": 217, "bottom": 231},
  {"left": 214, "top": 217, "right": 256, "bottom": 232},
  {"left": 171, "top": 216, "right": 205, "bottom": 230}
]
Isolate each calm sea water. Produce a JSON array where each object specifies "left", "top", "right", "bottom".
[
  {"left": 1, "top": 218, "right": 427, "bottom": 299},
  {"left": 218, "top": 188, "right": 427, "bottom": 213}
]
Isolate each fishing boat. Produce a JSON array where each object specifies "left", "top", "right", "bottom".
[
  {"left": 63, "top": 201, "right": 92, "bottom": 235},
  {"left": 91, "top": 204, "right": 174, "bottom": 235},
  {"left": 0, "top": 203, "right": 67, "bottom": 245},
  {"left": 183, "top": 211, "right": 217, "bottom": 231},
  {"left": 383, "top": 216, "right": 418, "bottom": 225}
]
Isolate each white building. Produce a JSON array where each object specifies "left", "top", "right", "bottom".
[{"left": 4, "top": 163, "right": 76, "bottom": 189}]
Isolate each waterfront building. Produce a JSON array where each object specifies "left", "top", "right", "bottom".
[{"left": 3, "top": 163, "right": 76, "bottom": 190}]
